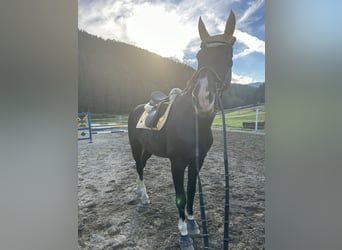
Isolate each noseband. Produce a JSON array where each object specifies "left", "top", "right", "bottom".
[
  {"left": 188, "top": 65, "right": 231, "bottom": 110},
  {"left": 197, "top": 66, "right": 231, "bottom": 95},
  {"left": 186, "top": 66, "right": 230, "bottom": 97}
]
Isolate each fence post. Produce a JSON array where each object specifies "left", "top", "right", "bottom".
[{"left": 255, "top": 108, "right": 259, "bottom": 132}]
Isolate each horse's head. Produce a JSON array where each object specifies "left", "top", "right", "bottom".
[{"left": 191, "top": 11, "right": 236, "bottom": 117}]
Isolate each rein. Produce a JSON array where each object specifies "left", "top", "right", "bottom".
[
  {"left": 193, "top": 66, "right": 230, "bottom": 250},
  {"left": 217, "top": 97, "right": 230, "bottom": 250},
  {"left": 194, "top": 114, "right": 210, "bottom": 249}
]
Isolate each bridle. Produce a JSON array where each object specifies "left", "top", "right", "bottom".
[
  {"left": 187, "top": 38, "right": 236, "bottom": 100},
  {"left": 195, "top": 66, "right": 231, "bottom": 95},
  {"left": 199, "top": 37, "right": 235, "bottom": 93},
  {"left": 188, "top": 52, "right": 234, "bottom": 116}
]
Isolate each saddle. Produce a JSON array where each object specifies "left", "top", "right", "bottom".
[
  {"left": 137, "top": 88, "right": 181, "bottom": 130},
  {"left": 150, "top": 91, "right": 168, "bottom": 106}
]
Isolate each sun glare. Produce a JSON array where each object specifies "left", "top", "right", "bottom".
[{"left": 125, "top": 3, "right": 196, "bottom": 60}]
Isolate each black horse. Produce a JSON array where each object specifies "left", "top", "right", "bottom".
[{"left": 128, "top": 11, "right": 236, "bottom": 249}]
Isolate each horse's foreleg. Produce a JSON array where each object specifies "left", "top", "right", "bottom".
[
  {"left": 171, "top": 158, "right": 187, "bottom": 230},
  {"left": 186, "top": 163, "right": 201, "bottom": 235},
  {"left": 171, "top": 158, "right": 194, "bottom": 250},
  {"left": 136, "top": 177, "right": 149, "bottom": 205},
  {"left": 186, "top": 164, "right": 197, "bottom": 217}
]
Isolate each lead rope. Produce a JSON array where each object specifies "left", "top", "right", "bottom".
[
  {"left": 195, "top": 114, "right": 210, "bottom": 249},
  {"left": 217, "top": 97, "right": 230, "bottom": 250}
]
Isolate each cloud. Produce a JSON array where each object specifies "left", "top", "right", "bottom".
[
  {"left": 79, "top": 0, "right": 201, "bottom": 60},
  {"left": 231, "top": 72, "right": 256, "bottom": 84},
  {"left": 78, "top": 0, "right": 264, "bottom": 84},
  {"left": 183, "top": 57, "right": 198, "bottom": 66},
  {"left": 78, "top": 0, "right": 136, "bottom": 41},
  {"left": 238, "top": 0, "right": 265, "bottom": 27},
  {"left": 234, "top": 30, "right": 265, "bottom": 58},
  {"left": 78, "top": 0, "right": 237, "bottom": 53}
]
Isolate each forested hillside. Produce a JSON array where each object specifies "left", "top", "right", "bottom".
[
  {"left": 222, "top": 83, "right": 265, "bottom": 109},
  {"left": 78, "top": 30, "right": 195, "bottom": 114},
  {"left": 78, "top": 30, "right": 264, "bottom": 113}
]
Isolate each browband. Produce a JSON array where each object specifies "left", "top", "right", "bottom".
[{"left": 201, "top": 36, "right": 236, "bottom": 48}]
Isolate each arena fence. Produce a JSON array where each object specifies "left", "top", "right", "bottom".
[
  {"left": 78, "top": 113, "right": 128, "bottom": 142},
  {"left": 213, "top": 105, "right": 265, "bottom": 132},
  {"left": 91, "top": 124, "right": 128, "bottom": 134}
]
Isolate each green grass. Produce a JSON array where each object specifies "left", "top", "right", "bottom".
[
  {"left": 212, "top": 106, "right": 265, "bottom": 129},
  {"left": 90, "top": 114, "right": 129, "bottom": 125}
]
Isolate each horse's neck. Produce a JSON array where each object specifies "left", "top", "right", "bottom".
[{"left": 197, "top": 114, "right": 215, "bottom": 132}]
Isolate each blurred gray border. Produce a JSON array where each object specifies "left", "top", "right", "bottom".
[
  {"left": 0, "top": 0, "right": 78, "bottom": 250},
  {"left": 266, "top": 1, "right": 342, "bottom": 249}
]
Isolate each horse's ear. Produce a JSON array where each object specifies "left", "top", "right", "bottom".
[
  {"left": 198, "top": 16, "right": 210, "bottom": 42},
  {"left": 224, "top": 10, "right": 236, "bottom": 38}
]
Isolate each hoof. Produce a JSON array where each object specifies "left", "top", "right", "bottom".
[
  {"left": 141, "top": 193, "right": 150, "bottom": 205},
  {"left": 179, "top": 235, "right": 194, "bottom": 250},
  {"left": 187, "top": 219, "right": 200, "bottom": 235},
  {"left": 137, "top": 203, "right": 149, "bottom": 213}
]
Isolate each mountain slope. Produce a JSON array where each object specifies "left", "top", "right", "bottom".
[{"left": 78, "top": 30, "right": 195, "bottom": 114}]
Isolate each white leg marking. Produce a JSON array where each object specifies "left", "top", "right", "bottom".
[
  {"left": 178, "top": 219, "right": 188, "bottom": 236},
  {"left": 187, "top": 214, "right": 194, "bottom": 220},
  {"left": 185, "top": 210, "right": 194, "bottom": 220},
  {"left": 137, "top": 177, "right": 150, "bottom": 204}
]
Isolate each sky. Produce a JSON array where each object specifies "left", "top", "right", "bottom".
[{"left": 78, "top": 0, "right": 265, "bottom": 84}]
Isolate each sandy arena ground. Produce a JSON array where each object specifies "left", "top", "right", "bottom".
[{"left": 78, "top": 129, "right": 265, "bottom": 249}]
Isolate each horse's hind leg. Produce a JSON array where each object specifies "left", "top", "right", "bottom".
[{"left": 131, "top": 141, "right": 151, "bottom": 204}]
